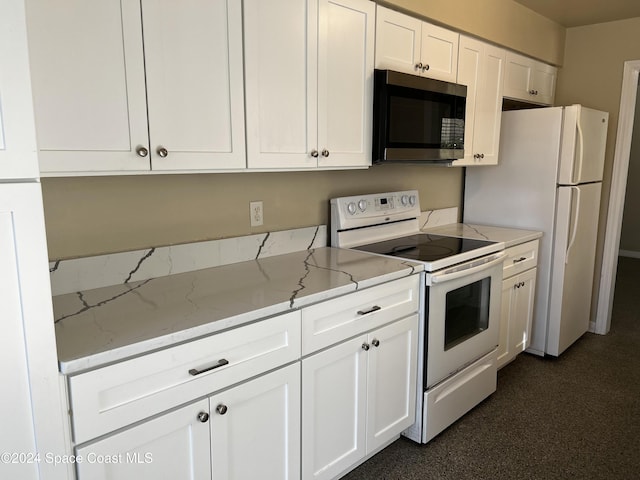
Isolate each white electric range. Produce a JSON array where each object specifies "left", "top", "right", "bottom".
[{"left": 331, "top": 190, "right": 505, "bottom": 443}]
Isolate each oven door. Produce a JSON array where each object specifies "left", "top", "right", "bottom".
[{"left": 425, "top": 252, "right": 505, "bottom": 388}]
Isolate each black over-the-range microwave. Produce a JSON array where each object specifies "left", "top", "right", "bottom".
[{"left": 372, "top": 69, "right": 467, "bottom": 164}]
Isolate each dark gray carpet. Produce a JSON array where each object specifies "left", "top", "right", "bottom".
[{"left": 343, "top": 256, "right": 640, "bottom": 480}]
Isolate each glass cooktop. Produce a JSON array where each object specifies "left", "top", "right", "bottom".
[{"left": 353, "top": 234, "right": 498, "bottom": 263}]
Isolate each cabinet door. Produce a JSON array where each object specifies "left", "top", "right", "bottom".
[
  {"left": 0, "top": 191, "right": 38, "bottom": 480},
  {"left": 511, "top": 268, "right": 536, "bottom": 354},
  {"left": 142, "top": 0, "right": 245, "bottom": 171},
  {"left": 0, "top": 0, "right": 39, "bottom": 179},
  {"left": 366, "top": 314, "right": 418, "bottom": 453},
  {"left": 420, "top": 22, "right": 459, "bottom": 82},
  {"left": 532, "top": 62, "right": 557, "bottom": 106},
  {"left": 503, "top": 52, "right": 533, "bottom": 102},
  {"left": 374, "top": 5, "right": 422, "bottom": 75},
  {"left": 317, "top": 0, "right": 374, "bottom": 168},
  {"left": 209, "top": 364, "right": 301, "bottom": 480},
  {"left": 456, "top": 36, "right": 482, "bottom": 165},
  {"left": 244, "top": 0, "right": 317, "bottom": 169},
  {"left": 76, "top": 399, "right": 211, "bottom": 480},
  {"left": 0, "top": 184, "right": 68, "bottom": 480},
  {"left": 302, "top": 336, "right": 367, "bottom": 480},
  {"left": 472, "top": 43, "right": 505, "bottom": 165},
  {"left": 27, "top": 0, "right": 149, "bottom": 174}
]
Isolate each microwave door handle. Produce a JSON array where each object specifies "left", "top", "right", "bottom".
[{"left": 430, "top": 252, "right": 506, "bottom": 284}]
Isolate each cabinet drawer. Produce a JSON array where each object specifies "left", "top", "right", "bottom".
[
  {"left": 503, "top": 240, "right": 539, "bottom": 278},
  {"left": 69, "top": 311, "right": 301, "bottom": 444},
  {"left": 302, "top": 275, "right": 420, "bottom": 355}
]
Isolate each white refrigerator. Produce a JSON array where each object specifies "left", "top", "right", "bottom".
[{"left": 464, "top": 105, "right": 609, "bottom": 356}]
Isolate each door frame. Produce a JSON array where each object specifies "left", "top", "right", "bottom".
[{"left": 594, "top": 59, "right": 640, "bottom": 334}]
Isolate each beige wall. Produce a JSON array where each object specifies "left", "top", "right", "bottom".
[
  {"left": 40, "top": 0, "right": 567, "bottom": 260},
  {"left": 619, "top": 82, "right": 640, "bottom": 253},
  {"left": 42, "top": 167, "right": 462, "bottom": 259}
]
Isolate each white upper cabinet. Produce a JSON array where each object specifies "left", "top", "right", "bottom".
[
  {"left": 375, "top": 6, "right": 458, "bottom": 82},
  {"left": 454, "top": 36, "right": 505, "bottom": 166},
  {"left": 27, "top": 0, "right": 245, "bottom": 175},
  {"left": 141, "top": 0, "right": 245, "bottom": 171},
  {"left": 0, "top": 0, "right": 43, "bottom": 179},
  {"left": 503, "top": 51, "right": 557, "bottom": 106},
  {"left": 244, "top": 0, "right": 375, "bottom": 170}
]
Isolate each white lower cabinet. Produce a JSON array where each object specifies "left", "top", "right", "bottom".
[
  {"left": 498, "top": 240, "right": 539, "bottom": 368},
  {"left": 301, "top": 314, "right": 418, "bottom": 480},
  {"left": 76, "top": 399, "right": 212, "bottom": 480},
  {"left": 209, "top": 363, "right": 301, "bottom": 480},
  {"left": 76, "top": 364, "right": 300, "bottom": 480}
]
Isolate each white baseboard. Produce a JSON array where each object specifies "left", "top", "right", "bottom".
[{"left": 618, "top": 249, "right": 640, "bottom": 258}]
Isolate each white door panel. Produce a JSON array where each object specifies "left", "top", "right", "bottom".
[{"left": 143, "top": 0, "right": 246, "bottom": 170}]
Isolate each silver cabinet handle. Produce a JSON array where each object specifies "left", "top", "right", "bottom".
[
  {"left": 357, "top": 305, "right": 381, "bottom": 316},
  {"left": 415, "top": 62, "right": 423, "bottom": 71},
  {"left": 136, "top": 146, "right": 149, "bottom": 157},
  {"left": 216, "top": 404, "right": 228, "bottom": 415},
  {"left": 479, "top": 153, "right": 485, "bottom": 159},
  {"left": 197, "top": 411, "right": 209, "bottom": 423},
  {"left": 372, "top": 339, "right": 380, "bottom": 347},
  {"left": 157, "top": 146, "right": 168, "bottom": 158},
  {"left": 188, "top": 358, "right": 229, "bottom": 376},
  {"left": 310, "top": 149, "right": 319, "bottom": 158},
  {"left": 362, "top": 343, "right": 370, "bottom": 351},
  {"left": 321, "top": 149, "right": 329, "bottom": 157},
  {"left": 422, "top": 64, "right": 430, "bottom": 72},
  {"left": 513, "top": 257, "right": 527, "bottom": 263}
]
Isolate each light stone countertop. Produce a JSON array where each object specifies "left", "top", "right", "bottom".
[
  {"left": 422, "top": 223, "right": 543, "bottom": 248},
  {"left": 54, "top": 247, "right": 423, "bottom": 374}
]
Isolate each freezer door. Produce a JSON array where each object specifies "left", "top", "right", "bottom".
[
  {"left": 547, "top": 183, "right": 602, "bottom": 356},
  {"left": 558, "top": 105, "right": 608, "bottom": 185}
]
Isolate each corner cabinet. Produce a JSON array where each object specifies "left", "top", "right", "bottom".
[
  {"left": 243, "top": 0, "right": 375, "bottom": 170},
  {"left": 453, "top": 36, "right": 505, "bottom": 166},
  {"left": 503, "top": 52, "right": 557, "bottom": 106},
  {"left": 498, "top": 240, "right": 539, "bottom": 368},
  {"left": 375, "top": 5, "right": 459, "bottom": 83},
  {"left": 27, "top": 0, "right": 246, "bottom": 175}
]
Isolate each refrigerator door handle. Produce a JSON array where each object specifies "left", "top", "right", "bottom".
[
  {"left": 574, "top": 116, "right": 585, "bottom": 184},
  {"left": 566, "top": 186, "right": 581, "bottom": 263}
]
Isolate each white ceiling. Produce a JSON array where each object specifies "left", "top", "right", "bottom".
[{"left": 513, "top": 0, "right": 640, "bottom": 27}]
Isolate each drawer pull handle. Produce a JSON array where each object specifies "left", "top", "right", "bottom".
[
  {"left": 357, "top": 305, "right": 381, "bottom": 316},
  {"left": 188, "top": 358, "right": 229, "bottom": 376},
  {"left": 513, "top": 257, "right": 527, "bottom": 263}
]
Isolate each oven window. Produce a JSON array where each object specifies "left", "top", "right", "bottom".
[{"left": 444, "top": 277, "right": 491, "bottom": 351}]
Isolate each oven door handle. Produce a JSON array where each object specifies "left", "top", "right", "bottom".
[{"left": 430, "top": 252, "right": 506, "bottom": 284}]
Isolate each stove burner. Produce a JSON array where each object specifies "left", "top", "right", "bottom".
[{"left": 354, "top": 234, "right": 497, "bottom": 264}]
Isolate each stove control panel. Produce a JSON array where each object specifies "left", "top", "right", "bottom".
[
  {"left": 330, "top": 190, "right": 420, "bottom": 228},
  {"left": 330, "top": 190, "right": 421, "bottom": 247}
]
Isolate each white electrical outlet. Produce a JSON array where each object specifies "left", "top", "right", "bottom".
[{"left": 250, "top": 201, "right": 263, "bottom": 227}]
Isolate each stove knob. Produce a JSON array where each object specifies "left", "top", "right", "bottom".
[
  {"left": 347, "top": 202, "right": 357, "bottom": 215},
  {"left": 358, "top": 199, "right": 367, "bottom": 212},
  {"left": 409, "top": 195, "right": 417, "bottom": 206},
  {"left": 401, "top": 195, "right": 409, "bottom": 206}
]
